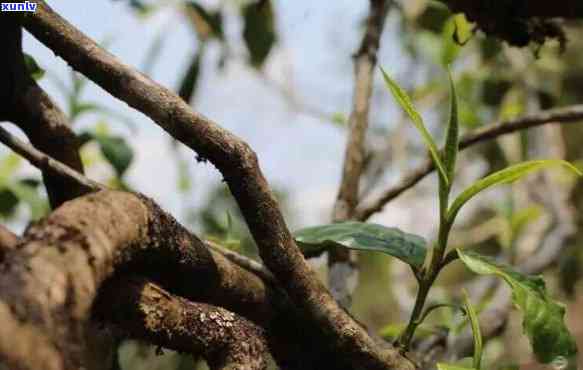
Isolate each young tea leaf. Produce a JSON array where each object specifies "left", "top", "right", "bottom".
[
  {"left": 457, "top": 250, "right": 578, "bottom": 363},
  {"left": 380, "top": 68, "right": 449, "bottom": 185},
  {"left": 294, "top": 221, "right": 427, "bottom": 270},
  {"left": 453, "top": 14, "right": 473, "bottom": 45},
  {"left": 448, "top": 160, "right": 581, "bottom": 225},
  {"left": 443, "top": 68, "right": 459, "bottom": 182},
  {"left": 462, "top": 290, "right": 482, "bottom": 370}
]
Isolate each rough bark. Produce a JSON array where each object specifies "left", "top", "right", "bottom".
[
  {"left": 0, "top": 15, "right": 87, "bottom": 208},
  {"left": 98, "top": 278, "right": 269, "bottom": 370},
  {"left": 0, "top": 190, "right": 273, "bottom": 370}
]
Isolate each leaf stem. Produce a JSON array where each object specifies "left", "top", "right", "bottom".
[{"left": 396, "top": 199, "right": 453, "bottom": 350}]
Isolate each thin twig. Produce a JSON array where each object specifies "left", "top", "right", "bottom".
[
  {"left": 356, "top": 104, "right": 583, "bottom": 220},
  {"left": 0, "top": 125, "right": 103, "bottom": 192},
  {"left": 205, "top": 240, "right": 276, "bottom": 284},
  {"left": 329, "top": 0, "right": 390, "bottom": 307}
]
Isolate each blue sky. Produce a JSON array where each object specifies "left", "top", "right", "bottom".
[{"left": 16, "top": 0, "right": 440, "bottom": 235}]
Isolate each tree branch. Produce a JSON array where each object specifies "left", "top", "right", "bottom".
[
  {"left": 17, "top": 3, "right": 412, "bottom": 369},
  {"left": 0, "top": 125, "right": 102, "bottom": 193},
  {"left": 356, "top": 104, "right": 583, "bottom": 220},
  {"left": 98, "top": 277, "right": 269, "bottom": 370},
  {"left": 0, "top": 16, "right": 88, "bottom": 208},
  {"left": 330, "top": 0, "right": 390, "bottom": 307},
  {"left": 0, "top": 190, "right": 276, "bottom": 370}
]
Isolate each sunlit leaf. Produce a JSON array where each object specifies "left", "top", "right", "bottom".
[
  {"left": 453, "top": 14, "right": 473, "bottom": 45},
  {"left": 448, "top": 160, "right": 581, "bottom": 225},
  {"left": 462, "top": 290, "right": 482, "bottom": 370},
  {"left": 294, "top": 222, "right": 427, "bottom": 270},
  {"left": 0, "top": 154, "right": 21, "bottom": 185},
  {"left": 441, "top": 17, "right": 461, "bottom": 66},
  {"left": 437, "top": 364, "right": 476, "bottom": 370},
  {"left": 457, "top": 250, "right": 578, "bottom": 363},
  {"left": 380, "top": 68, "right": 449, "bottom": 185},
  {"left": 242, "top": 0, "right": 276, "bottom": 67}
]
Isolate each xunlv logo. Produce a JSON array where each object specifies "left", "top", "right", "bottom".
[{"left": 1, "top": 1, "right": 37, "bottom": 12}]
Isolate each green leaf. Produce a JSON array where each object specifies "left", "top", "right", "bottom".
[
  {"left": 83, "top": 133, "right": 134, "bottom": 178},
  {"left": 294, "top": 221, "right": 427, "bottom": 270},
  {"left": 0, "top": 154, "right": 21, "bottom": 186},
  {"left": 441, "top": 17, "right": 461, "bottom": 66},
  {"left": 457, "top": 250, "right": 578, "bottom": 363},
  {"left": 23, "top": 53, "right": 45, "bottom": 80},
  {"left": 448, "top": 160, "right": 582, "bottom": 225},
  {"left": 462, "top": 290, "right": 482, "bottom": 370},
  {"left": 242, "top": 0, "right": 276, "bottom": 68},
  {"left": 9, "top": 181, "right": 48, "bottom": 221},
  {"left": 380, "top": 68, "right": 449, "bottom": 185},
  {"left": 437, "top": 364, "right": 476, "bottom": 370},
  {"left": 452, "top": 14, "right": 473, "bottom": 45},
  {"left": 178, "top": 50, "right": 202, "bottom": 103},
  {"left": 443, "top": 68, "right": 459, "bottom": 182},
  {"left": 0, "top": 189, "right": 19, "bottom": 217}
]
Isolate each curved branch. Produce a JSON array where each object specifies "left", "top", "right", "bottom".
[
  {"left": 356, "top": 104, "right": 583, "bottom": 220},
  {"left": 98, "top": 277, "right": 269, "bottom": 370},
  {"left": 18, "top": 3, "right": 411, "bottom": 369},
  {"left": 0, "top": 17, "right": 88, "bottom": 208},
  {"left": 0, "top": 190, "right": 273, "bottom": 370}
]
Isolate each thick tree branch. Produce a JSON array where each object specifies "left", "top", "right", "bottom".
[
  {"left": 0, "top": 16, "right": 88, "bottom": 208},
  {"left": 330, "top": 0, "right": 390, "bottom": 307},
  {"left": 356, "top": 104, "right": 583, "bottom": 220},
  {"left": 17, "top": 3, "right": 411, "bottom": 369},
  {"left": 0, "top": 190, "right": 278, "bottom": 370},
  {"left": 98, "top": 277, "right": 269, "bottom": 370}
]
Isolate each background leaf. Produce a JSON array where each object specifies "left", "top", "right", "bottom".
[
  {"left": 294, "top": 221, "right": 427, "bottom": 269},
  {"left": 242, "top": 0, "right": 276, "bottom": 68},
  {"left": 462, "top": 289, "right": 482, "bottom": 370},
  {"left": 457, "top": 250, "right": 578, "bottom": 363},
  {"left": 23, "top": 53, "right": 45, "bottom": 81},
  {"left": 178, "top": 50, "right": 202, "bottom": 103},
  {"left": 380, "top": 68, "right": 449, "bottom": 185},
  {"left": 448, "top": 160, "right": 582, "bottom": 224},
  {"left": 184, "top": 1, "right": 224, "bottom": 41},
  {"left": 81, "top": 132, "right": 134, "bottom": 177}
]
